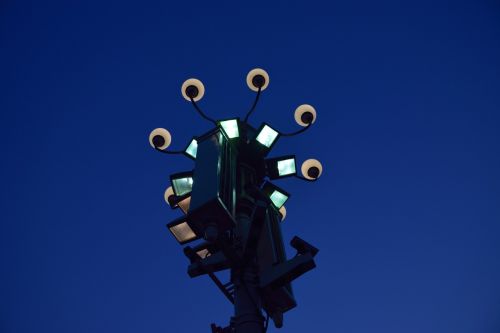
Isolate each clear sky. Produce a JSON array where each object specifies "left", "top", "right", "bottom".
[{"left": 1, "top": 1, "right": 499, "bottom": 332}]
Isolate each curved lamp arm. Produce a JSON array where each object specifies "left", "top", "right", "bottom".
[
  {"left": 190, "top": 97, "right": 217, "bottom": 126},
  {"left": 243, "top": 87, "right": 262, "bottom": 123},
  {"left": 154, "top": 147, "right": 185, "bottom": 155},
  {"left": 294, "top": 174, "right": 318, "bottom": 182},
  {"left": 279, "top": 123, "right": 312, "bottom": 137}
]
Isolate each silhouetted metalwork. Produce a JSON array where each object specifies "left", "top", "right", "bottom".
[{"left": 149, "top": 68, "right": 324, "bottom": 333}]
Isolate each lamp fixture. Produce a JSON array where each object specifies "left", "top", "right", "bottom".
[
  {"left": 262, "top": 181, "right": 290, "bottom": 209},
  {"left": 167, "top": 217, "right": 198, "bottom": 244},
  {"left": 266, "top": 155, "right": 297, "bottom": 179},
  {"left": 255, "top": 123, "right": 280, "bottom": 149},
  {"left": 149, "top": 67, "right": 325, "bottom": 331},
  {"left": 170, "top": 171, "right": 194, "bottom": 196},
  {"left": 184, "top": 138, "right": 198, "bottom": 159},
  {"left": 218, "top": 119, "right": 240, "bottom": 139}
]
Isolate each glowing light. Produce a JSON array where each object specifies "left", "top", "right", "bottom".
[
  {"left": 277, "top": 158, "right": 296, "bottom": 177},
  {"left": 185, "top": 139, "right": 198, "bottom": 158},
  {"left": 256, "top": 124, "right": 279, "bottom": 148},
  {"left": 219, "top": 119, "right": 239, "bottom": 139},
  {"left": 169, "top": 221, "right": 196, "bottom": 244}
]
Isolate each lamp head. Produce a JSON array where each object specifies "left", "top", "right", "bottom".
[
  {"left": 181, "top": 78, "right": 205, "bottom": 102},
  {"left": 184, "top": 138, "right": 198, "bottom": 159},
  {"left": 266, "top": 155, "right": 296, "bottom": 179},
  {"left": 149, "top": 128, "right": 172, "bottom": 150},
  {"left": 301, "top": 159, "right": 323, "bottom": 180},
  {"left": 294, "top": 104, "right": 317, "bottom": 127},
  {"left": 167, "top": 216, "right": 198, "bottom": 244},
  {"left": 253, "top": 123, "right": 280, "bottom": 156},
  {"left": 279, "top": 205, "right": 287, "bottom": 221},
  {"left": 170, "top": 171, "right": 194, "bottom": 196},
  {"left": 262, "top": 181, "right": 290, "bottom": 209},
  {"left": 246, "top": 68, "right": 270, "bottom": 92},
  {"left": 218, "top": 118, "right": 240, "bottom": 139},
  {"left": 164, "top": 186, "right": 175, "bottom": 207}
]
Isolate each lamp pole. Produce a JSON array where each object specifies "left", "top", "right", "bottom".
[
  {"left": 149, "top": 68, "right": 324, "bottom": 332},
  {"left": 230, "top": 162, "right": 264, "bottom": 333}
]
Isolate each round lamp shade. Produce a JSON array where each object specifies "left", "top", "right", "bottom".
[
  {"left": 294, "top": 104, "right": 317, "bottom": 127},
  {"left": 301, "top": 159, "right": 323, "bottom": 180},
  {"left": 164, "top": 186, "right": 175, "bottom": 206},
  {"left": 181, "top": 78, "right": 205, "bottom": 102},
  {"left": 279, "top": 205, "right": 287, "bottom": 221},
  {"left": 149, "top": 128, "right": 172, "bottom": 150},
  {"left": 246, "top": 68, "right": 270, "bottom": 92}
]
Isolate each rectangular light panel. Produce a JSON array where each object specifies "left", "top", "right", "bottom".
[
  {"left": 256, "top": 125, "right": 279, "bottom": 148},
  {"left": 219, "top": 119, "right": 239, "bottom": 139},
  {"left": 277, "top": 158, "right": 296, "bottom": 176},
  {"left": 269, "top": 190, "right": 288, "bottom": 208},
  {"left": 172, "top": 177, "right": 193, "bottom": 196},
  {"left": 185, "top": 139, "right": 198, "bottom": 158},
  {"left": 169, "top": 221, "right": 197, "bottom": 243}
]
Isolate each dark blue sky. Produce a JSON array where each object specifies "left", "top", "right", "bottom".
[{"left": 1, "top": 1, "right": 500, "bottom": 332}]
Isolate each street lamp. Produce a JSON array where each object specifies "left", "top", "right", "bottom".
[
  {"left": 167, "top": 216, "right": 198, "bottom": 244},
  {"left": 184, "top": 138, "right": 198, "bottom": 159},
  {"left": 219, "top": 118, "right": 240, "bottom": 139},
  {"left": 294, "top": 104, "right": 317, "bottom": 127},
  {"left": 255, "top": 123, "right": 280, "bottom": 149},
  {"left": 170, "top": 171, "right": 194, "bottom": 196},
  {"left": 262, "top": 181, "right": 290, "bottom": 209},
  {"left": 265, "top": 155, "right": 297, "bottom": 179},
  {"left": 164, "top": 186, "right": 191, "bottom": 214},
  {"left": 301, "top": 158, "right": 323, "bottom": 180},
  {"left": 278, "top": 206, "right": 287, "bottom": 221},
  {"left": 148, "top": 68, "right": 325, "bottom": 333},
  {"left": 149, "top": 128, "right": 171, "bottom": 150}
]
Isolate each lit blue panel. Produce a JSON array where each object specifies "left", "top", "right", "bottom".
[
  {"left": 277, "top": 158, "right": 296, "bottom": 176},
  {"left": 185, "top": 139, "right": 198, "bottom": 158},
  {"left": 172, "top": 177, "right": 193, "bottom": 196},
  {"left": 269, "top": 190, "right": 288, "bottom": 208},
  {"left": 219, "top": 119, "right": 239, "bottom": 139},
  {"left": 256, "top": 125, "right": 279, "bottom": 148}
]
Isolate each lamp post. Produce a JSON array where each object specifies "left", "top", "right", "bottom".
[{"left": 149, "top": 68, "right": 324, "bottom": 333}]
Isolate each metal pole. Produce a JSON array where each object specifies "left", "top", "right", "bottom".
[
  {"left": 231, "top": 162, "right": 265, "bottom": 333},
  {"left": 232, "top": 266, "right": 264, "bottom": 333},
  {"left": 231, "top": 212, "right": 264, "bottom": 333}
]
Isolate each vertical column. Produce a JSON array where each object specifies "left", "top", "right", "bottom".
[
  {"left": 231, "top": 160, "right": 265, "bottom": 333},
  {"left": 232, "top": 264, "right": 264, "bottom": 333}
]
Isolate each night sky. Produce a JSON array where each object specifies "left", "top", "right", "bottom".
[{"left": 1, "top": 1, "right": 500, "bottom": 332}]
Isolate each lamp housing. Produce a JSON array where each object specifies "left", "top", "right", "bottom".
[
  {"left": 170, "top": 171, "right": 194, "bottom": 196},
  {"left": 167, "top": 216, "right": 199, "bottom": 245},
  {"left": 265, "top": 155, "right": 297, "bottom": 179},
  {"left": 261, "top": 181, "right": 290, "bottom": 209},
  {"left": 184, "top": 138, "right": 198, "bottom": 160},
  {"left": 186, "top": 127, "right": 236, "bottom": 240},
  {"left": 218, "top": 118, "right": 240, "bottom": 139},
  {"left": 254, "top": 123, "right": 280, "bottom": 152}
]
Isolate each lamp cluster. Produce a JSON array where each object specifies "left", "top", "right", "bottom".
[
  {"left": 149, "top": 68, "right": 323, "bottom": 232},
  {"left": 148, "top": 68, "right": 324, "bottom": 331}
]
